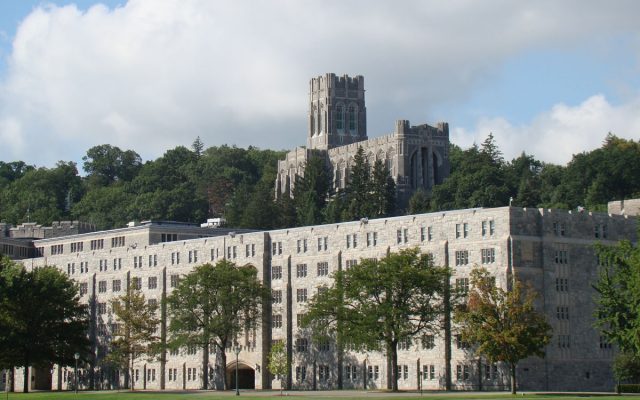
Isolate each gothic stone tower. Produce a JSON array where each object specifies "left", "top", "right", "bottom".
[
  {"left": 276, "top": 73, "right": 450, "bottom": 209},
  {"left": 307, "top": 74, "right": 367, "bottom": 150}
]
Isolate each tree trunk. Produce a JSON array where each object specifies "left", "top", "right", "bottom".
[
  {"left": 510, "top": 363, "right": 517, "bottom": 394},
  {"left": 23, "top": 359, "right": 29, "bottom": 393},
  {"left": 390, "top": 341, "right": 398, "bottom": 392},
  {"left": 131, "top": 354, "right": 135, "bottom": 391},
  {"left": 202, "top": 342, "right": 209, "bottom": 390},
  {"left": 220, "top": 347, "right": 228, "bottom": 390}
]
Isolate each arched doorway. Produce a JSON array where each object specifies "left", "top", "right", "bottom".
[{"left": 227, "top": 361, "right": 255, "bottom": 390}]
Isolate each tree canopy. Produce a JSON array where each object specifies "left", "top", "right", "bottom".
[
  {"left": 303, "top": 248, "right": 448, "bottom": 391},
  {"left": 0, "top": 257, "right": 89, "bottom": 392},
  {"left": 454, "top": 268, "right": 552, "bottom": 394},
  {"left": 166, "top": 260, "right": 269, "bottom": 390}
]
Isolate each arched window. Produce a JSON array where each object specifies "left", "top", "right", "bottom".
[
  {"left": 336, "top": 105, "right": 344, "bottom": 131},
  {"left": 348, "top": 105, "right": 357, "bottom": 134}
]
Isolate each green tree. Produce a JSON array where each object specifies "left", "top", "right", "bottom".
[
  {"left": 82, "top": 144, "right": 142, "bottom": 186},
  {"left": 612, "top": 352, "right": 640, "bottom": 384},
  {"left": 108, "top": 284, "right": 160, "bottom": 390},
  {"left": 0, "top": 258, "right": 89, "bottom": 392},
  {"left": 345, "top": 147, "right": 374, "bottom": 219},
  {"left": 408, "top": 188, "right": 431, "bottom": 214},
  {"left": 454, "top": 267, "right": 552, "bottom": 394},
  {"left": 370, "top": 159, "right": 395, "bottom": 217},
  {"left": 268, "top": 341, "right": 288, "bottom": 395},
  {"left": 593, "top": 238, "right": 640, "bottom": 355},
  {"left": 166, "top": 260, "right": 268, "bottom": 390},
  {"left": 191, "top": 136, "right": 205, "bottom": 158},
  {"left": 303, "top": 248, "right": 447, "bottom": 391},
  {"left": 293, "top": 153, "right": 331, "bottom": 226}
]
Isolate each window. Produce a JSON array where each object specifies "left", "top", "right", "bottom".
[
  {"left": 51, "top": 244, "right": 64, "bottom": 255},
  {"left": 317, "top": 236, "right": 328, "bottom": 251},
  {"left": 296, "top": 288, "right": 308, "bottom": 302},
  {"left": 482, "top": 221, "right": 487, "bottom": 236},
  {"left": 346, "top": 233, "right": 357, "bottom": 248},
  {"left": 456, "top": 365, "right": 470, "bottom": 380},
  {"left": 398, "top": 338, "right": 411, "bottom": 350},
  {"left": 296, "top": 313, "right": 306, "bottom": 326},
  {"left": 367, "top": 231, "right": 377, "bottom": 247},
  {"left": 396, "top": 365, "right": 408, "bottom": 380},
  {"left": 422, "top": 334, "right": 435, "bottom": 350},
  {"left": 271, "top": 265, "right": 282, "bottom": 280},
  {"left": 161, "top": 233, "right": 178, "bottom": 243},
  {"left": 148, "top": 276, "right": 158, "bottom": 289},
  {"left": 345, "top": 259, "right": 358, "bottom": 269},
  {"left": 90, "top": 239, "right": 104, "bottom": 250},
  {"left": 558, "top": 335, "right": 570, "bottom": 349},
  {"left": 456, "top": 278, "right": 469, "bottom": 295},
  {"left": 556, "top": 306, "right": 569, "bottom": 320},
  {"left": 272, "top": 290, "right": 282, "bottom": 304},
  {"left": 133, "top": 256, "right": 142, "bottom": 268},
  {"left": 348, "top": 105, "right": 357, "bottom": 132},
  {"left": 599, "top": 336, "right": 612, "bottom": 349},
  {"left": 171, "top": 252, "right": 180, "bottom": 265},
  {"left": 397, "top": 229, "right": 408, "bottom": 244},
  {"left": 555, "top": 278, "right": 568, "bottom": 292},
  {"left": 317, "top": 339, "right": 330, "bottom": 352},
  {"left": 336, "top": 105, "right": 344, "bottom": 130},
  {"left": 295, "top": 338, "right": 308, "bottom": 352},
  {"left": 489, "top": 220, "right": 495, "bottom": 235},
  {"left": 553, "top": 222, "right": 566, "bottom": 236},
  {"left": 345, "top": 364, "right": 357, "bottom": 380},
  {"left": 481, "top": 248, "right": 495, "bottom": 264},
  {"left": 112, "top": 279, "right": 121, "bottom": 292},
  {"left": 367, "top": 365, "right": 379, "bottom": 380},
  {"left": 70, "top": 241, "right": 83, "bottom": 253},
  {"left": 97, "top": 302, "right": 107, "bottom": 315},
  {"left": 463, "top": 223, "right": 469, "bottom": 238},
  {"left": 455, "top": 250, "right": 469, "bottom": 266},
  {"left": 295, "top": 366, "right": 306, "bottom": 381},
  {"left": 554, "top": 250, "right": 569, "bottom": 264},
  {"left": 296, "top": 264, "right": 307, "bottom": 278},
  {"left": 132, "top": 277, "right": 142, "bottom": 290},
  {"left": 594, "top": 224, "right": 608, "bottom": 239},
  {"left": 318, "top": 365, "right": 329, "bottom": 382},
  {"left": 79, "top": 283, "right": 88, "bottom": 296},
  {"left": 272, "top": 241, "right": 283, "bottom": 255},
  {"left": 455, "top": 224, "right": 461, "bottom": 239},
  {"left": 148, "top": 254, "right": 157, "bottom": 267},
  {"left": 245, "top": 244, "right": 255, "bottom": 257},
  {"left": 113, "top": 258, "right": 122, "bottom": 270},
  {"left": 111, "top": 236, "right": 125, "bottom": 248},
  {"left": 148, "top": 298, "right": 157, "bottom": 309},
  {"left": 317, "top": 262, "right": 329, "bottom": 276},
  {"left": 170, "top": 274, "right": 180, "bottom": 288},
  {"left": 456, "top": 334, "right": 469, "bottom": 349},
  {"left": 98, "top": 280, "right": 107, "bottom": 293},
  {"left": 189, "top": 250, "right": 198, "bottom": 263},
  {"left": 272, "top": 314, "right": 282, "bottom": 329}
]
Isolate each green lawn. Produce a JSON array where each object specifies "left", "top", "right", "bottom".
[{"left": 0, "top": 391, "right": 635, "bottom": 400}]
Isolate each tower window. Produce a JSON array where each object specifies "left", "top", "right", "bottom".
[
  {"left": 336, "top": 105, "right": 344, "bottom": 131},
  {"left": 348, "top": 105, "right": 357, "bottom": 132}
]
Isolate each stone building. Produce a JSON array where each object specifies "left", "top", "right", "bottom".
[
  {"left": 2, "top": 205, "right": 637, "bottom": 392},
  {"left": 276, "top": 74, "right": 450, "bottom": 208}
]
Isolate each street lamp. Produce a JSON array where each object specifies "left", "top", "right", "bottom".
[
  {"left": 234, "top": 346, "right": 241, "bottom": 396},
  {"left": 73, "top": 353, "right": 80, "bottom": 395}
]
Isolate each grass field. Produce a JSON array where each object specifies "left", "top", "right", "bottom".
[{"left": 0, "top": 391, "right": 634, "bottom": 400}]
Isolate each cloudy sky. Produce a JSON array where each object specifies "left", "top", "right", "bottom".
[{"left": 0, "top": 0, "right": 639, "bottom": 169}]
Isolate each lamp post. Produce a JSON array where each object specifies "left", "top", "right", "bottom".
[
  {"left": 234, "top": 346, "right": 241, "bottom": 396},
  {"left": 73, "top": 353, "right": 80, "bottom": 395}
]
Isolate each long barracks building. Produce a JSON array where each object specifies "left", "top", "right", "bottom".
[{"left": 1, "top": 205, "right": 637, "bottom": 392}]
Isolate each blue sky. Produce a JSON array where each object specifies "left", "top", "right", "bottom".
[{"left": 0, "top": 1, "right": 639, "bottom": 168}]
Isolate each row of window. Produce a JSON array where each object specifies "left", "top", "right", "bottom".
[{"left": 454, "top": 248, "right": 496, "bottom": 266}]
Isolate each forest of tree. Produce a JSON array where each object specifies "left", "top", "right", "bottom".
[{"left": 0, "top": 133, "right": 638, "bottom": 230}]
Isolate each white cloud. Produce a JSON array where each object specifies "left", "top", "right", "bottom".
[
  {"left": 453, "top": 94, "right": 640, "bottom": 165},
  {"left": 0, "top": 0, "right": 639, "bottom": 167}
]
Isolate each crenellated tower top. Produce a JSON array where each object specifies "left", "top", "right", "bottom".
[{"left": 307, "top": 73, "right": 367, "bottom": 150}]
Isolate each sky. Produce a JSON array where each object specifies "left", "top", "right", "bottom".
[{"left": 0, "top": 0, "right": 639, "bottom": 170}]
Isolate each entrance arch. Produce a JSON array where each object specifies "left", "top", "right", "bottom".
[{"left": 227, "top": 361, "right": 255, "bottom": 390}]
